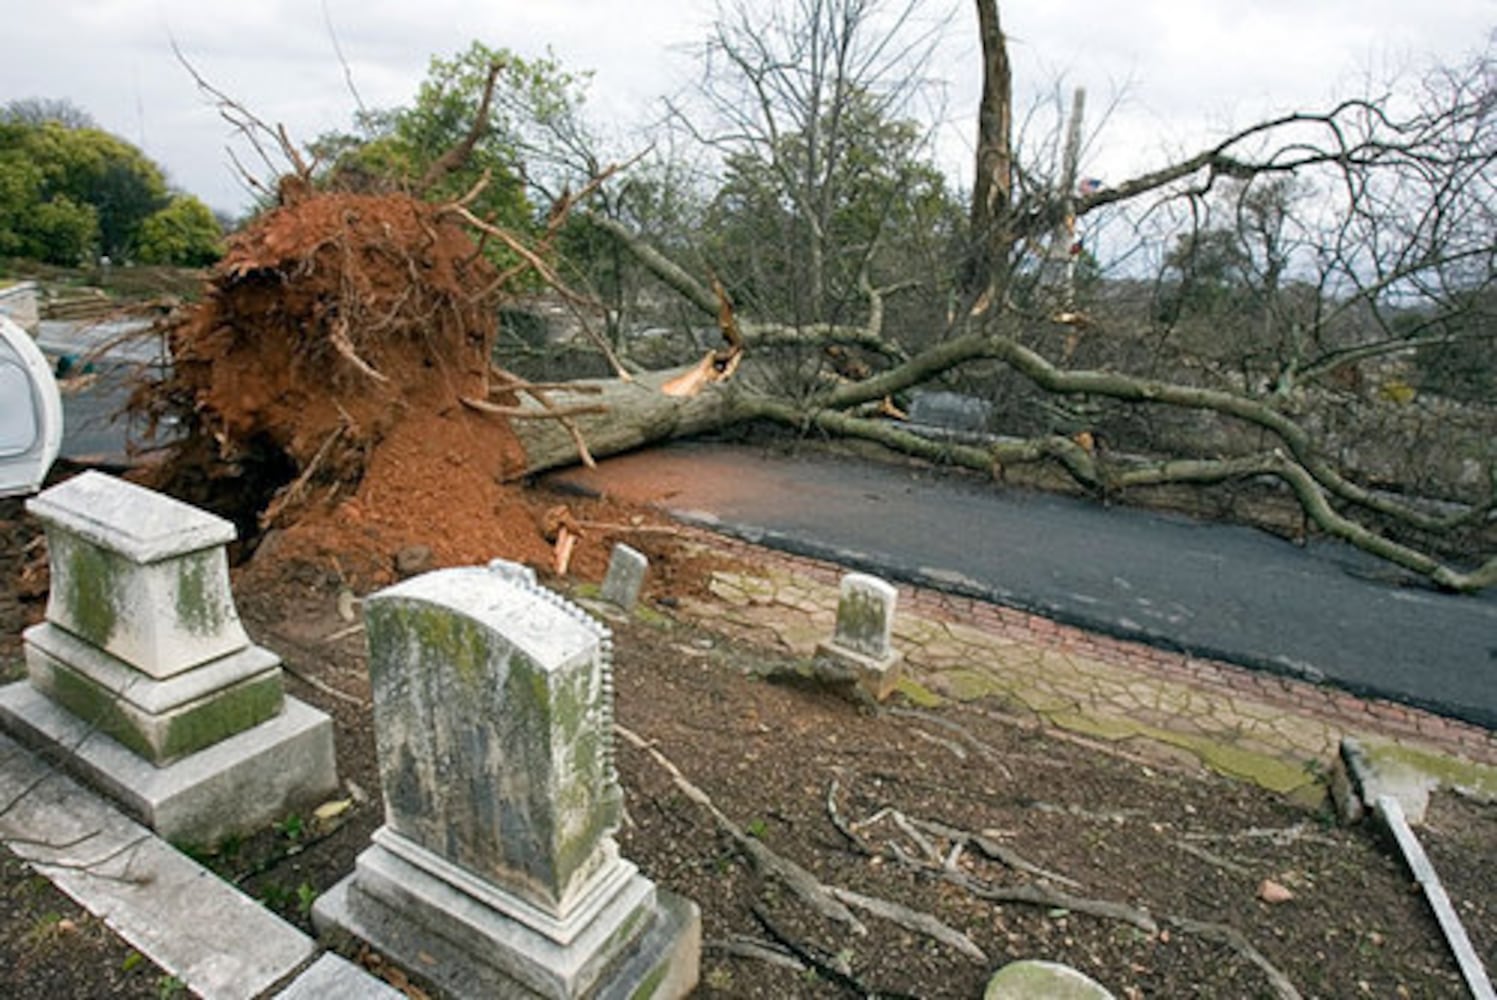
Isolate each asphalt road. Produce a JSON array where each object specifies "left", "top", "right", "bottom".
[
  {"left": 46, "top": 352, "right": 1496, "bottom": 731},
  {"left": 552, "top": 441, "right": 1497, "bottom": 730}
]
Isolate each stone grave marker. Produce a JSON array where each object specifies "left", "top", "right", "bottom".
[
  {"left": 314, "top": 563, "right": 699, "bottom": 999},
  {"left": 813, "top": 571, "right": 904, "bottom": 701},
  {"left": 0, "top": 471, "right": 338, "bottom": 845},
  {"left": 601, "top": 543, "right": 648, "bottom": 612}
]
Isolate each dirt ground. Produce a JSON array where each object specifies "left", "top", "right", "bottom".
[{"left": 1, "top": 481, "right": 1493, "bottom": 999}]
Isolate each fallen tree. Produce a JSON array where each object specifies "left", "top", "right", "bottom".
[
  {"left": 505, "top": 1, "right": 1493, "bottom": 592},
  {"left": 136, "top": 2, "right": 1492, "bottom": 594}
]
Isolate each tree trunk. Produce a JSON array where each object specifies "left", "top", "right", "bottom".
[
  {"left": 506, "top": 365, "right": 758, "bottom": 477},
  {"left": 965, "top": 0, "right": 1013, "bottom": 299}
]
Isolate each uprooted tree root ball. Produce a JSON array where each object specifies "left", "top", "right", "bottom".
[{"left": 131, "top": 186, "right": 609, "bottom": 585}]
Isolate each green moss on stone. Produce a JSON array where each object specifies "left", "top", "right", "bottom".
[
  {"left": 397, "top": 603, "right": 493, "bottom": 688},
  {"left": 1046, "top": 709, "right": 1318, "bottom": 795},
  {"left": 174, "top": 551, "right": 226, "bottom": 636},
  {"left": 630, "top": 961, "right": 669, "bottom": 999},
  {"left": 836, "top": 589, "right": 885, "bottom": 653},
  {"left": 161, "top": 675, "right": 283, "bottom": 759},
  {"left": 894, "top": 676, "right": 945, "bottom": 708},
  {"left": 43, "top": 664, "right": 153, "bottom": 758},
  {"left": 61, "top": 536, "right": 123, "bottom": 648},
  {"left": 1358, "top": 739, "right": 1497, "bottom": 800},
  {"left": 942, "top": 668, "right": 1008, "bottom": 702}
]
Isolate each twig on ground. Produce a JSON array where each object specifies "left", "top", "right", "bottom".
[
  {"left": 1167, "top": 915, "right": 1304, "bottom": 1000},
  {"left": 751, "top": 906, "right": 901, "bottom": 999},
  {"left": 1182, "top": 824, "right": 1333, "bottom": 847},
  {"left": 705, "top": 935, "right": 808, "bottom": 972},
  {"left": 911, "top": 815, "right": 1084, "bottom": 890},
  {"left": 948, "top": 870, "right": 1159, "bottom": 934},
  {"left": 280, "top": 661, "right": 369, "bottom": 710},
  {"left": 828, "top": 886, "right": 987, "bottom": 963},
  {"left": 1173, "top": 840, "right": 1252, "bottom": 877},
  {"left": 615, "top": 723, "right": 865, "bottom": 933}
]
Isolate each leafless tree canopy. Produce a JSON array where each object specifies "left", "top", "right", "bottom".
[{"left": 520, "top": 2, "right": 1496, "bottom": 591}]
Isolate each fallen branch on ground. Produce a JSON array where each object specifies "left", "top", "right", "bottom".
[
  {"left": 827, "top": 777, "right": 1302, "bottom": 997},
  {"left": 615, "top": 723, "right": 864, "bottom": 933}
]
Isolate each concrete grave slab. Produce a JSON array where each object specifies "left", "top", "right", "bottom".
[
  {"left": 0, "top": 731, "right": 318, "bottom": 1000},
  {"left": 0, "top": 682, "right": 338, "bottom": 846},
  {"left": 274, "top": 954, "right": 407, "bottom": 1000}
]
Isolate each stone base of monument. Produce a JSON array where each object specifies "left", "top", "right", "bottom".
[
  {"left": 812, "top": 640, "right": 905, "bottom": 702},
  {"left": 0, "top": 681, "right": 337, "bottom": 847},
  {"left": 314, "top": 829, "right": 701, "bottom": 1000}
]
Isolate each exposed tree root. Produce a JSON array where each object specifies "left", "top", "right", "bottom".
[
  {"left": 616, "top": 722, "right": 992, "bottom": 969},
  {"left": 824, "top": 776, "right": 1305, "bottom": 999}
]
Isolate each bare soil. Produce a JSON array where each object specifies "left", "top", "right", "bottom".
[{"left": 3, "top": 486, "right": 1494, "bottom": 999}]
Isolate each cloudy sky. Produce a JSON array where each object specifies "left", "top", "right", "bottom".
[{"left": 4, "top": 1, "right": 1490, "bottom": 216}]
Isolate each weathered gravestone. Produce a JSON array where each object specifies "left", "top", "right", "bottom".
[
  {"left": 600, "top": 543, "right": 648, "bottom": 612},
  {"left": 985, "top": 959, "right": 1116, "bottom": 999},
  {"left": 812, "top": 571, "right": 904, "bottom": 702},
  {"left": 908, "top": 389, "right": 993, "bottom": 435},
  {"left": 0, "top": 312, "right": 62, "bottom": 498},
  {"left": 314, "top": 562, "right": 700, "bottom": 999},
  {"left": 0, "top": 471, "right": 338, "bottom": 844}
]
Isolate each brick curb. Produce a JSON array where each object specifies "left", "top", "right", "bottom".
[{"left": 688, "top": 530, "right": 1497, "bottom": 767}]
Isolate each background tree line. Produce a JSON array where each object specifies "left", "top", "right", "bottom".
[{"left": 0, "top": 98, "right": 222, "bottom": 267}]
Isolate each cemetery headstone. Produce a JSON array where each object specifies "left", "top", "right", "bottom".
[
  {"left": 0, "top": 313, "right": 62, "bottom": 497},
  {"left": 601, "top": 543, "right": 648, "bottom": 612},
  {"left": 985, "top": 959, "right": 1116, "bottom": 999},
  {"left": 314, "top": 563, "right": 699, "bottom": 999},
  {"left": 813, "top": 571, "right": 904, "bottom": 701},
  {"left": 0, "top": 471, "right": 338, "bottom": 845}
]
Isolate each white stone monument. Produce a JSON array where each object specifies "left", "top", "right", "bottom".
[
  {"left": 0, "top": 472, "right": 338, "bottom": 845},
  {"left": 813, "top": 571, "right": 905, "bottom": 701},
  {"left": 314, "top": 564, "right": 699, "bottom": 999},
  {"left": 0, "top": 312, "right": 62, "bottom": 498}
]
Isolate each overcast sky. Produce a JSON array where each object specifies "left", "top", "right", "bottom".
[{"left": 4, "top": 1, "right": 1491, "bottom": 216}]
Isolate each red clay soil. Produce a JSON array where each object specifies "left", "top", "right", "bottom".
[{"left": 129, "top": 185, "right": 643, "bottom": 586}]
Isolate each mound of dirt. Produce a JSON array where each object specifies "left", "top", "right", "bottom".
[{"left": 132, "top": 186, "right": 612, "bottom": 587}]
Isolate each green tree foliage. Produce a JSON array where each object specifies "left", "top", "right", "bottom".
[
  {"left": 136, "top": 195, "right": 223, "bottom": 266},
  {"left": 0, "top": 111, "right": 177, "bottom": 265},
  {"left": 312, "top": 42, "right": 590, "bottom": 240}
]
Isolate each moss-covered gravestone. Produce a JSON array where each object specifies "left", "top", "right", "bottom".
[
  {"left": 813, "top": 571, "right": 905, "bottom": 701},
  {"left": 0, "top": 471, "right": 337, "bottom": 844},
  {"left": 314, "top": 563, "right": 700, "bottom": 999}
]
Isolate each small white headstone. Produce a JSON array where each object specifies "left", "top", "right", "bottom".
[
  {"left": 833, "top": 572, "right": 898, "bottom": 660},
  {"left": 813, "top": 571, "right": 904, "bottom": 702}
]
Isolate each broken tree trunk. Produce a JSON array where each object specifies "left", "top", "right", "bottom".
[{"left": 504, "top": 364, "right": 762, "bottom": 478}]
